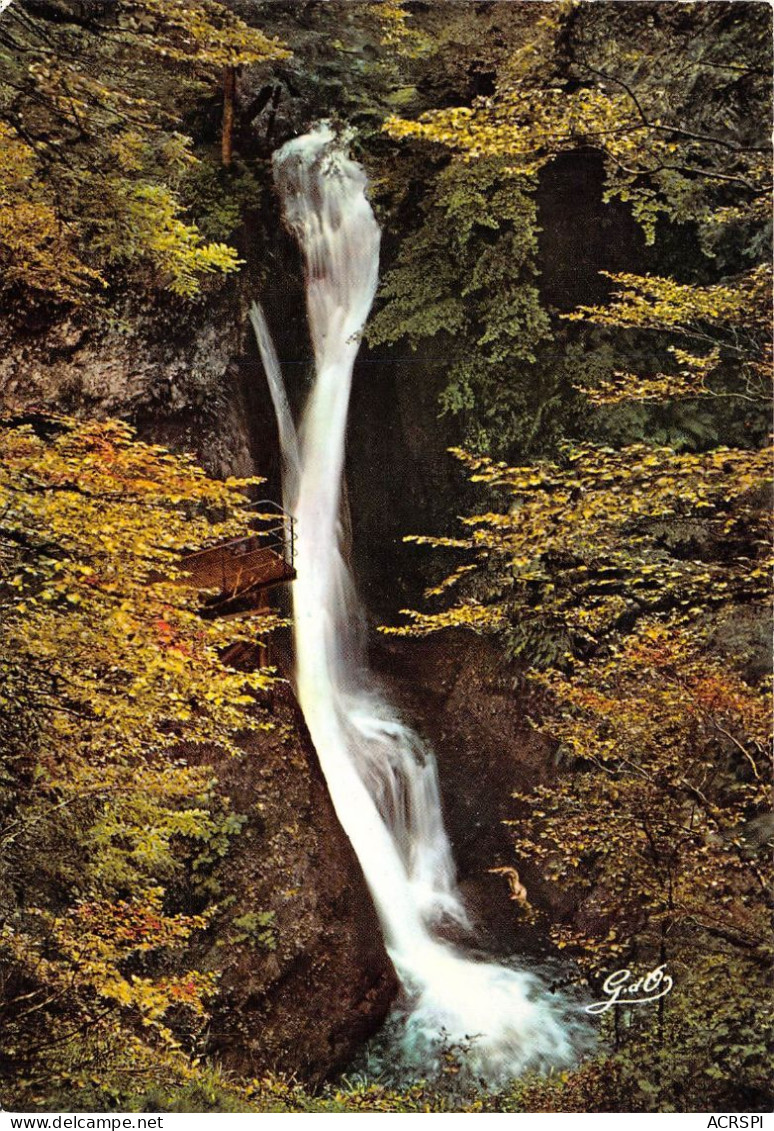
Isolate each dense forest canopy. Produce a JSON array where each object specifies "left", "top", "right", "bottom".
[{"left": 0, "top": 0, "right": 771, "bottom": 1115}]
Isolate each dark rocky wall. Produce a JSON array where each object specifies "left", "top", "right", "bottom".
[
  {"left": 0, "top": 284, "right": 257, "bottom": 479},
  {"left": 374, "top": 632, "right": 579, "bottom": 959},
  {"left": 346, "top": 338, "right": 472, "bottom": 621},
  {"left": 198, "top": 685, "right": 397, "bottom": 1083},
  {"left": 537, "top": 149, "right": 646, "bottom": 312}
]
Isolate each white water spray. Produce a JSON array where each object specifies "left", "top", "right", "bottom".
[{"left": 253, "top": 123, "right": 587, "bottom": 1084}]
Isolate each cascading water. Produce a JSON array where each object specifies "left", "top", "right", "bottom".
[{"left": 252, "top": 122, "right": 589, "bottom": 1085}]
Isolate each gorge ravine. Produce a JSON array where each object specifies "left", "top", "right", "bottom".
[{"left": 253, "top": 123, "right": 590, "bottom": 1085}]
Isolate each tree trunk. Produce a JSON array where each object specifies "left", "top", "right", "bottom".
[{"left": 221, "top": 65, "right": 235, "bottom": 167}]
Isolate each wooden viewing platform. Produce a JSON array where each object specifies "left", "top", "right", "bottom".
[{"left": 179, "top": 500, "right": 296, "bottom": 619}]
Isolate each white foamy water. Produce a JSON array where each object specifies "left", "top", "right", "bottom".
[{"left": 253, "top": 122, "right": 588, "bottom": 1085}]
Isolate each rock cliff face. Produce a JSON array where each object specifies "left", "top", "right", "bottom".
[
  {"left": 200, "top": 684, "right": 397, "bottom": 1083},
  {"left": 0, "top": 286, "right": 260, "bottom": 479},
  {"left": 375, "top": 632, "right": 578, "bottom": 955}
]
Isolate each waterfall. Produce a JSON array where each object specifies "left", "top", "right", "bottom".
[{"left": 253, "top": 122, "right": 587, "bottom": 1085}]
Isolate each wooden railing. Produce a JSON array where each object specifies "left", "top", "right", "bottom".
[{"left": 179, "top": 500, "right": 296, "bottom": 618}]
